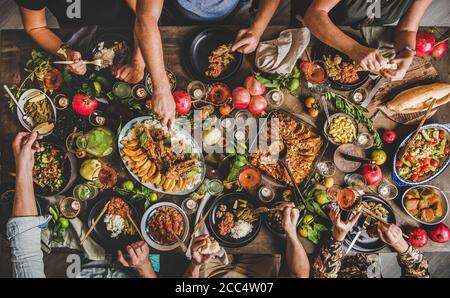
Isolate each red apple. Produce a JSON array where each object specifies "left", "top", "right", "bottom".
[
  {"left": 232, "top": 87, "right": 251, "bottom": 109},
  {"left": 244, "top": 75, "right": 266, "bottom": 96},
  {"left": 383, "top": 130, "right": 397, "bottom": 144},
  {"left": 361, "top": 164, "right": 382, "bottom": 185}
]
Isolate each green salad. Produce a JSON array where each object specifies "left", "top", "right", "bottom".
[
  {"left": 396, "top": 128, "right": 449, "bottom": 183},
  {"left": 33, "top": 143, "right": 65, "bottom": 192}
]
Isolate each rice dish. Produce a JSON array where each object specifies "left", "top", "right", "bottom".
[
  {"left": 230, "top": 220, "right": 253, "bottom": 239},
  {"left": 104, "top": 214, "right": 125, "bottom": 238}
]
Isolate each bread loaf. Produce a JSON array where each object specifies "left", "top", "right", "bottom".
[{"left": 386, "top": 82, "right": 450, "bottom": 113}]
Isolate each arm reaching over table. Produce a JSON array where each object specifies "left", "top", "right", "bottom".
[
  {"left": 280, "top": 202, "right": 310, "bottom": 278},
  {"left": 183, "top": 235, "right": 214, "bottom": 278},
  {"left": 135, "top": 0, "right": 176, "bottom": 130},
  {"left": 7, "top": 132, "right": 49, "bottom": 278},
  {"left": 313, "top": 208, "right": 360, "bottom": 278},
  {"left": 111, "top": 0, "right": 146, "bottom": 84},
  {"left": 19, "top": 7, "right": 86, "bottom": 75},
  {"left": 381, "top": 0, "right": 432, "bottom": 81},
  {"left": 118, "top": 241, "right": 157, "bottom": 278},
  {"left": 232, "top": 0, "right": 280, "bottom": 54},
  {"left": 303, "top": 0, "right": 388, "bottom": 73},
  {"left": 377, "top": 224, "right": 429, "bottom": 278}
]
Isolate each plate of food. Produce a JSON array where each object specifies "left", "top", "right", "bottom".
[
  {"left": 264, "top": 201, "right": 299, "bottom": 237},
  {"left": 87, "top": 195, "right": 140, "bottom": 249},
  {"left": 118, "top": 116, "right": 205, "bottom": 195},
  {"left": 324, "top": 113, "right": 358, "bottom": 145},
  {"left": 344, "top": 195, "right": 396, "bottom": 253},
  {"left": 392, "top": 124, "right": 450, "bottom": 186},
  {"left": 313, "top": 35, "right": 369, "bottom": 91},
  {"left": 249, "top": 110, "right": 326, "bottom": 188},
  {"left": 402, "top": 185, "right": 448, "bottom": 225},
  {"left": 17, "top": 89, "right": 57, "bottom": 136},
  {"left": 33, "top": 142, "right": 76, "bottom": 197},
  {"left": 186, "top": 27, "right": 243, "bottom": 82},
  {"left": 140, "top": 202, "right": 189, "bottom": 251},
  {"left": 206, "top": 192, "right": 261, "bottom": 248},
  {"left": 87, "top": 32, "right": 132, "bottom": 71}
]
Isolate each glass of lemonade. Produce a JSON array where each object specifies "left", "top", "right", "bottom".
[
  {"left": 73, "top": 183, "right": 99, "bottom": 201},
  {"left": 76, "top": 127, "right": 115, "bottom": 157}
]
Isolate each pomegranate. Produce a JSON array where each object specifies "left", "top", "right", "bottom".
[
  {"left": 72, "top": 93, "right": 98, "bottom": 116},
  {"left": 432, "top": 41, "right": 448, "bottom": 58},
  {"left": 172, "top": 90, "right": 191, "bottom": 115},
  {"left": 361, "top": 164, "right": 382, "bottom": 185},
  {"left": 383, "top": 130, "right": 397, "bottom": 144},
  {"left": 427, "top": 223, "right": 449, "bottom": 243},
  {"left": 416, "top": 32, "right": 435, "bottom": 57},
  {"left": 248, "top": 95, "right": 267, "bottom": 116},
  {"left": 244, "top": 75, "right": 266, "bottom": 96},
  {"left": 232, "top": 87, "right": 251, "bottom": 110},
  {"left": 407, "top": 228, "right": 428, "bottom": 248}
]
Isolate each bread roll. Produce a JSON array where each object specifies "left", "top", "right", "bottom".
[
  {"left": 199, "top": 237, "right": 220, "bottom": 255},
  {"left": 386, "top": 82, "right": 450, "bottom": 113}
]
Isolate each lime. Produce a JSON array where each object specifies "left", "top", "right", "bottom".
[
  {"left": 148, "top": 192, "right": 158, "bottom": 203},
  {"left": 58, "top": 217, "right": 69, "bottom": 230},
  {"left": 93, "top": 81, "right": 102, "bottom": 96},
  {"left": 95, "top": 76, "right": 111, "bottom": 89},
  {"left": 314, "top": 189, "right": 330, "bottom": 205},
  {"left": 122, "top": 180, "right": 135, "bottom": 191},
  {"left": 102, "top": 147, "right": 113, "bottom": 156},
  {"left": 287, "top": 78, "right": 300, "bottom": 92},
  {"left": 302, "top": 214, "right": 314, "bottom": 225},
  {"left": 298, "top": 226, "right": 308, "bottom": 238}
]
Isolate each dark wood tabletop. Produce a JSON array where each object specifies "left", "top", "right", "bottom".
[{"left": 0, "top": 26, "right": 449, "bottom": 255}]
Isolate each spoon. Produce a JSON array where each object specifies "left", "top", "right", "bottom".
[
  {"left": 3, "top": 85, "right": 33, "bottom": 128},
  {"left": 277, "top": 143, "right": 307, "bottom": 206}
]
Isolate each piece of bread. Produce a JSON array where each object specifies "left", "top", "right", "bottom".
[
  {"left": 199, "top": 237, "right": 220, "bottom": 255},
  {"left": 386, "top": 82, "right": 450, "bottom": 113}
]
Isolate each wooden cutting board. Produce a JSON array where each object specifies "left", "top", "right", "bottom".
[{"left": 366, "top": 56, "right": 440, "bottom": 125}]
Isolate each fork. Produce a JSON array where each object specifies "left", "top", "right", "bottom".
[{"left": 53, "top": 59, "right": 104, "bottom": 67}]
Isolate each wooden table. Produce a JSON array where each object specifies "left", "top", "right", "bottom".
[{"left": 1, "top": 26, "right": 449, "bottom": 255}]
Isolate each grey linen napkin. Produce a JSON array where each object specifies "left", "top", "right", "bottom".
[{"left": 255, "top": 28, "right": 310, "bottom": 74}]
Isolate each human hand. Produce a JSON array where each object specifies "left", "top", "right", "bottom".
[
  {"left": 279, "top": 202, "right": 300, "bottom": 238},
  {"left": 330, "top": 208, "right": 361, "bottom": 241},
  {"left": 380, "top": 54, "right": 413, "bottom": 81},
  {"left": 12, "top": 132, "right": 42, "bottom": 175},
  {"left": 190, "top": 235, "right": 214, "bottom": 266},
  {"left": 66, "top": 50, "right": 87, "bottom": 75},
  {"left": 377, "top": 223, "right": 409, "bottom": 253},
  {"left": 149, "top": 88, "right": 176, "bottom": 130},
  {"left": 232, "top": 27, "right": 262, "bottom": 54},
  {"left": 351, "top": 45, "right": 388, "bottom": 73},
  {"left": 111, "top": 60, "right": 145, "bottom": 84},
  {"left": 118, "top": 241, "right": 155, "bottom": 278}
]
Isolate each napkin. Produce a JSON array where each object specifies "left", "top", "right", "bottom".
[
  {"left": 185, "top": 193, "right": 229, "bottom": 265},
  {"left": 41, "top": 217, "right": 106, "bottom": 261},
  {"left": 255, "top": 28, "right": 311, "bottom": 74}
]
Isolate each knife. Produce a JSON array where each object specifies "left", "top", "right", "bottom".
[
  {"left": 345, "top": 217, "right": 371, "bottom": 255},
  {"left": 361, "top": 76, "right": 387, "bottom": 108},
  {"left": 341, "top": 152, "right": 375, "bottom": 164}
]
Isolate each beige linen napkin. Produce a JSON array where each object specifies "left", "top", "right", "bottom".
[{"left": 255, "top": 28, "right": 310, "bottom": 74}]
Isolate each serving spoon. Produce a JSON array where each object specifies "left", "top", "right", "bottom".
[
  {"left": 277, "top": 143, "right": 307, "bottom": 206},
  {"left": 3, "top": 85, "right": 33, "bottom": 128}
]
